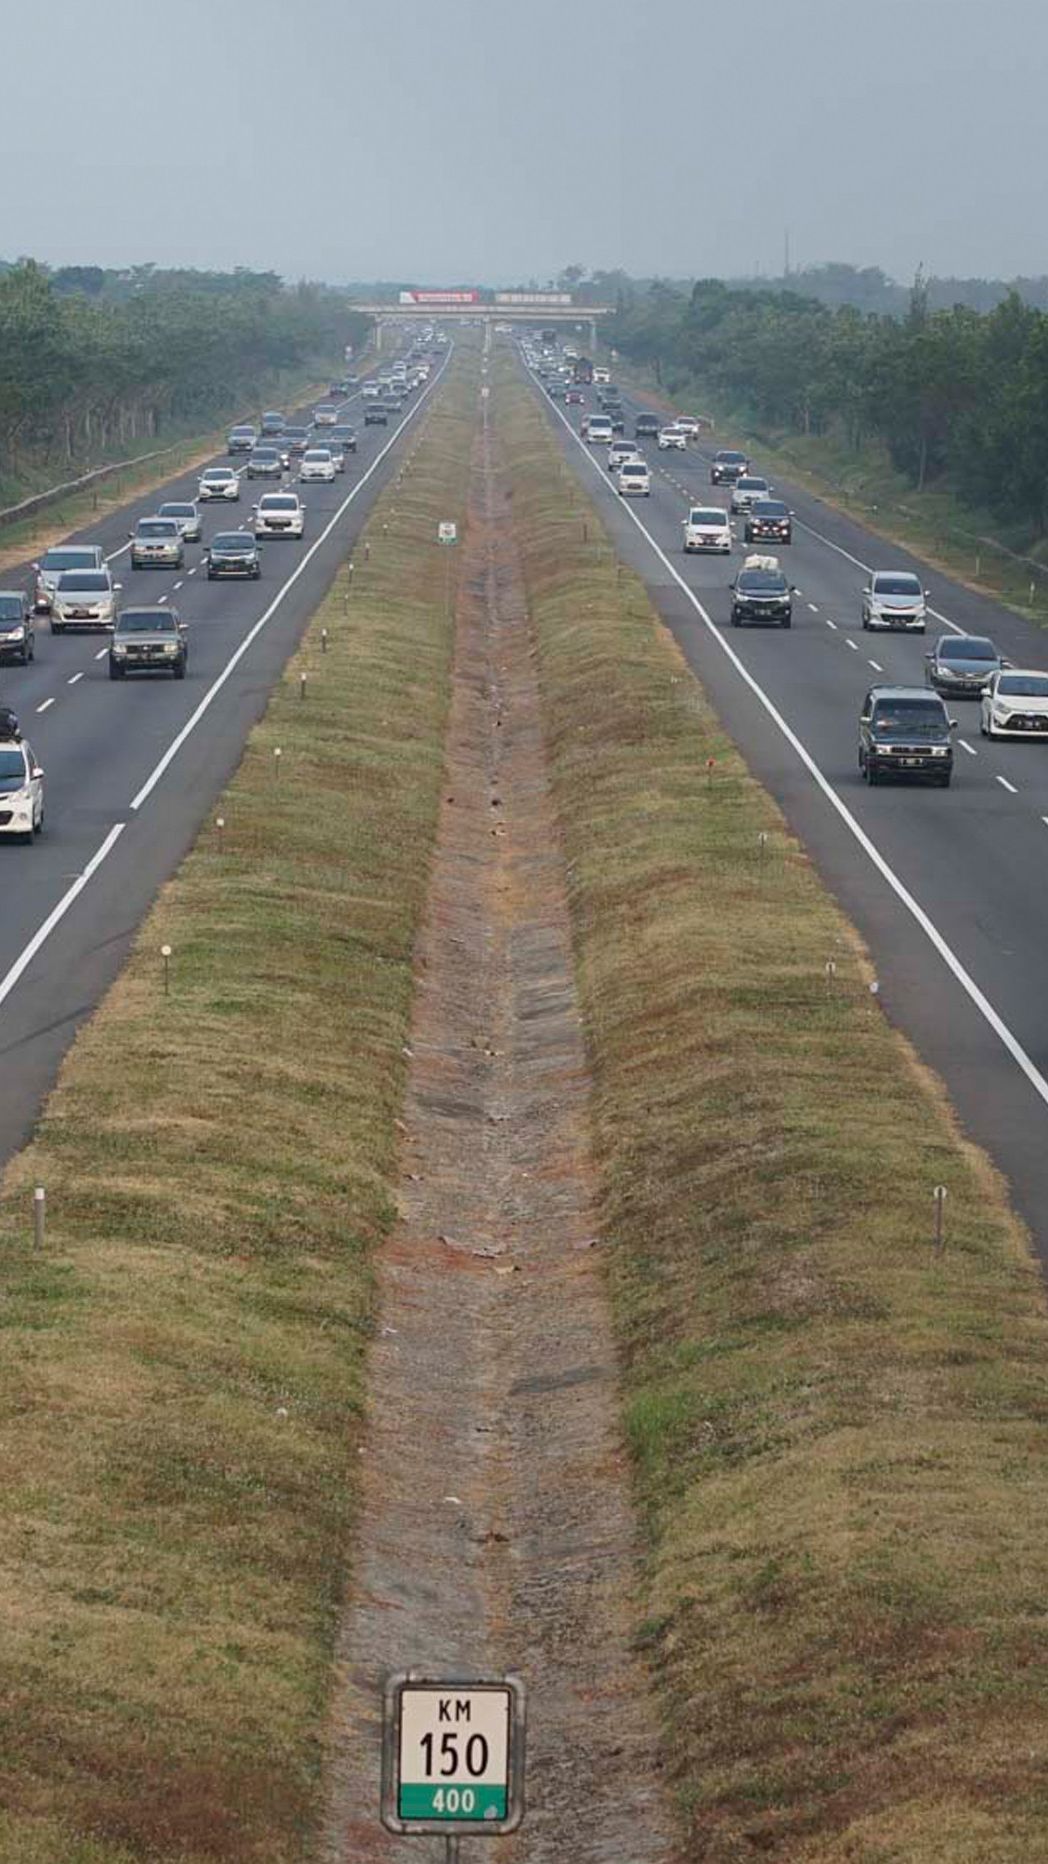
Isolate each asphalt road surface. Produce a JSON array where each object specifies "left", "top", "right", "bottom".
[
  {"left": 0, "top": 350, "right": 451, "bottom": 1166},
  {"left": 523, "top": 349, "right": 1048, "bottom": 1268}
]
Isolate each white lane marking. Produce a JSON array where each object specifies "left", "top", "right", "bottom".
[
  {"left": 67, "top": 672, "right": 83, "bottom": 686},
  {"left": 172, "top": 580, "right": 183, "bottom": 591},
  {"left": 996, "top": 775, "right": 1018, "bottom": 794},
  {"left": 94, "top": 648, "right": 108, "bottom": 660},
  {"left": 187, "top": 566, "right": 197, "bottom": 575},
  {"left": 1042, "top": 816, "right": 1048, "bottom": 828},
  {"left": 35, "top": 697, "right": 55, "bottom": 714},
  {"left": 0, "top": 824, "right": 126, "bottom": 1012},
  {"left": 846, "top": 639, "right": 859, "bottom": 652},
  {"left": 807, "top": 602, "right": 819, "bottom": 613},
  {"left": 868, "top": 659, "right": 884, "bottom": 671},
  {"left": 958, "top": 739, "right": 977, "bottom": 756},
  {"left": 545, "top": 388, "right": 1048, "bottom": 1116},
  {"left": 826, "top": 618, "right": 838, "bottom": 630},
  {"left": 130, "top": 348, "right": 452, "bottom": 814}
]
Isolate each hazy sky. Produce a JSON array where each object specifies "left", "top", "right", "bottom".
[{"left": 3, "top": 0, "right": 1044, "bottom": 285}]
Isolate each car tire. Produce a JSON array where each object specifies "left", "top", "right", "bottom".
[
  {"left": 782, "top": 617, "right": 792, "bottom": 629},
  {"left": 173, "top": 660, "right": 186, "bottom": 680},
  {"left": 731, "top": 612, "right": 740, "bottom": 628},
  {"left": 109, "top": 662, "right": 124, "bottom": 680},
  {"left": 938, "top": 773, "right": 952, "bottom": 788},
  {"left": 51, "top": 623, "right": 64, "bottom": 636},
  {"left": 866, "top": 762, "right": 879, "bottom": 785}
]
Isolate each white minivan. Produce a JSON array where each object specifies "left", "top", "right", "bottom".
[
  {"left": 586, "top": 416, "right": 614, "bottom": 446},
  {"left": 683, "top": 507, "right": 733, "bottom": 554},
  {"left": 617, "top": 460, "right": 652, "bottom": 498}
]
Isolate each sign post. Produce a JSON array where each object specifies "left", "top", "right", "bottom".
[{"left": 382, "top": 1672, "right": 526, "bottom": 1855}]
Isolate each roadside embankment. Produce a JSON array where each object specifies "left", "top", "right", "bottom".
[
  {"left": 0, "top": 347, "right": 474, "bottom": 1863},
  {"left": 497, "top": 354, "right": 1048, "bottom": 1861}
]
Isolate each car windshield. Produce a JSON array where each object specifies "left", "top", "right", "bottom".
[
  {"left": 872, "top": 700, "right": 945, "bottom": 735},
  {"left": 874, "top": 575, "right": 922, "bottom": 597},
  {"left": 213, "top": 534, "right": 252, "bottom": 550},
  {"left": 117, "top": 612, "right": 175, "bottom": 634},
  {"left": 160, "top": 504, "right": 194, "bottom": 518},
  {"left": 57, "top": 571, "right": 108, "bottom": 590},
  {"left": 738, "top": 573, "right": 787, "bottom": 593},
  {"left": 941, "top": 637, "right": 996, "bottom": 660},
  {"left": 690, "top": 510, "right": 726, "bottom": 525},
  {"left": 0, "top": 749, "right": 26, "bottom": 787},
  {"left": 738, "top": 479, "right": 768, "bottom": 492},
  {"left": 998, "top": 674, "right": 1048, "bottom": 696},
  {"left": 754, "top": 501, "right": 789, "bottom": 517},
  {"left": 718, "top": 452, "right": 747, "bottom": 464},
  {"left": 0, "top": 594, "right": 24, "bottom": 618},
  {"left": 304, "top": 451, "right": 330, "bottom": 461},
  {"left": 252, "top": 449, "right": 279, "bottom": 459},
  {"left": 230, "top": 428, "right": 254, "bottom": 437},
  {"left": 137, "top": 521, "right": 177, "bottom": 537},
  {"left": 41, "top": 549, "right": 96, "bottom": 571},
  {"left": 262, "top": 498, "right": 297, "bottom": 511},
  {"left": 203, "top": 470, "right": 233, "bottom": 481}
]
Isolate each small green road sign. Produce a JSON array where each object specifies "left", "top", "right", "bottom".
[
  {"left": 438, "top": 520, "right": 458, "bottom": 545},
  {"left": 382, "top": 1673, "right": 526, "bottom": 1836}
]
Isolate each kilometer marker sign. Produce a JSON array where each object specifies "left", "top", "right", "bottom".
[{"left": 382, "top": 1672, "right": 526, "bottom": 1835}]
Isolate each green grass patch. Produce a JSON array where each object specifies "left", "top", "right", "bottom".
[
  {"left": 496, "top": 357, "right": 1048, "bottom": 1860},
  {"left": 0, "top": 345, "right": 477, "bottom": 1862}
]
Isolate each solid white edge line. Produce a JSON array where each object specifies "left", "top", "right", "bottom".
[
  {"left": 543, "top": 384, "right": 1048, "bottom": 1114},
  {"left": 0, "top": 824, "right": 126, "bottom": 1011},
  {"left": 129, "top": 348, "right": 452, "bottom": 814}
]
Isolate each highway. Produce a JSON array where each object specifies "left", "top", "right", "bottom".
[
  {"left": 0, "top": 350, "right": 450, "bottom": 1166},
  {"left": 523, "top": 349, "right": 1048, "bottom": 1265}
]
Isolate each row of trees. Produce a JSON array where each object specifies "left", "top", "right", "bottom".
[
  {"left": 609, "top": 277, "right": 1048, "bottom": 537},
  {"left": 0, "top": 263, "right": 369, "bottom": 495}
]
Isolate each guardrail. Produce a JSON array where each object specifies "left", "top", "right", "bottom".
[{"left": 0, "top": 442, "right": 196, "bottom": 535}]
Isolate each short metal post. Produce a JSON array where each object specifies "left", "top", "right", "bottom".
[
  {"left": 757, "top": 830, "right": 768, "bottom": 881},
  {"left": 33, "top": 1186, "right": 45, "bottom": 1250},
  {"left": 1030, "top": 580, "right": 1037, "bottom": 607},
  {"left": 934, "top": 1184, "right": 948, "bottom": 1254},
  {"left": 706, "top": 756, "right": 715, "bottom": 790},
  {"left": 364, "top": 539, "right": 370, "bottom": 564},
  {"left": 444, "top": 1838, "right": 461, "bottom": 1864},
  {"left": 321, "top": 627, "right": 328, "bottom": 653},
  {"left": 824, "top": 959, "right": 837, "bottom": 991},
  {"left": 273, "top": 747, "right": 282, "bottom": 783},
  {"left": 161, "top": 943, "right": 172, "bottom": 996},
  {"left": 299, "top": 673, "right": 307, "bottom": 701},
  {"left": 215, "top": 815, "right": 225, "bottom": 848}
]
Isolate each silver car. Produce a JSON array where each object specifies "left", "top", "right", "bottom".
[
  {"left": 32, "top": 544, "right": 105, "bottom": 613},
  {"left": 158, "top": 500, "right": 202, "bottom": 542},
  {"left": 50, "top": 568, "right": 119, "bottom": 633},
  {"left": 130, "top": 517, "right": 184, "bottom": 569}
]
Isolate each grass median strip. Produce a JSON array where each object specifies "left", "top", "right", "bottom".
[
  {"left": 0, "top": 348, "right": 475, "bottom": 1863},
  {"left": 496, "top": 357, "right": 1048, "bottom": 1861}
]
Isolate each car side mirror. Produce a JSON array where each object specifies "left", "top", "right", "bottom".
[
  {"left": 950, "top": 719, "right": 958, "bottom": 730},
  {"left": 114, "top": 583, "right": 122, "bottom": 592},
  {"left": 31, "top": 561, "right": 40, "bottom": 572},
  {"left": 925, "top": 589, "right": 931, "bottom": 598},
  {"left": 790, "top": 585, "right": 798, "bottom": 593},
  {"left": 128, "top": 529, "right": 134, "bottom": 539}
]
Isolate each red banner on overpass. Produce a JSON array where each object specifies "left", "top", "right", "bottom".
[{"left": 398, "top": 290, "right": 479, "bottom": 306}]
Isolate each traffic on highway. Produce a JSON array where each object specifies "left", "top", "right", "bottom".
[
  {"left": 520, "top": 329, "right": 1048, "bottom": 1257},
  {"left": 0, "top": 332, "right": 449, "bottom": 1159}
]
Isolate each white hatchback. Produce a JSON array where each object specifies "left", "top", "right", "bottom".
[
  {"left": 299, "top": 449, "right": 336, "bottom": 483},
  {"left": 198, "top": 466, "right": 241, "bottom": 502},
  {"left": 658, "top": 425, "right": 688, "bottom": 450},
  {"left": 981, "top": 668, "right": 1048, "bottom": 739},
  {"left": 683, "top": 507, "right": 732, "bottom": 553},
  {"left": 0, "top": 736, "right": 44, "bottom": 843},
  {"left": 617, "top": 460, "right": 652, "bottom": 498}
]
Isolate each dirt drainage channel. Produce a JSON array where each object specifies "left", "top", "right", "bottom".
[{"left": 324, "top": 381, "right": 676, "bottom": 1864}]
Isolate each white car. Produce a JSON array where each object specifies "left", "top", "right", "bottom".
[
  {"left": 299, "top": 448, "right": 336, "bottom": 483},
  {"left": 980, "top": 668, "right": 1048, "bottom": 739},
  {"left": 313, "top": 404, "right": 338, "bottom": 426},
  {"left": 50, "top": 567, "right": 119, "bottom": 633},
  {"left": 593, "top": 366, "right": 611, "bottom": 385},
  {"left": 0, "top": 734, "right": 44, "bottom": 843},
  {"left": 730, "top": 476, "right": 772, "bottom": 513},
  {"left": 607, "top": 440, "right": 641, "bottom": 474},
  {"left": 586, "top": 416, "right": 614, "bottom": 445},
  {"left": 658, "top": 425, "right": 688, "bottom": 450},
  {"left": 362, "top": 382, "right": 380, "bottom": 400},
  {"left": 198, "top": 466, "right": 241, "bottom": 502},
  {"left": 683, "top": 506, "right": 732, "bottom": 553},
  {"left": 862, "top": 570, "right": 928, "bottom": 633},
  {"left": 617, "top": 460, "right": 651, "bottom": 498},
  {"left": 158, "top": 500, "right": 203, "bottom": 542},
  {"left": 32, "top": 543, "right": 105, "bottom": 613},
  {"left": 254, "top": 491, "right": 306, "bottom": 539}
]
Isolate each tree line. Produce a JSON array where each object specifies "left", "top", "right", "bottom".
[
  {"left": 608, "top": 277, "right": 1048, "bottom": 537},
  {"left": 0, "top": 262, "right": 369, "bottom": 496}
]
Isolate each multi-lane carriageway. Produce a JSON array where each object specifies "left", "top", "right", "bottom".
[
  {"left": 0, "top": 350, "right": 451, "bottom": 1166},
  {"left": 522, "top": 348, "right": 1048, "bottom": 1267}
]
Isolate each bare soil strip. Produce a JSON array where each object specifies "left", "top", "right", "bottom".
[{"left": 325, "top": 391, "right": 676, "bottom": 1859}]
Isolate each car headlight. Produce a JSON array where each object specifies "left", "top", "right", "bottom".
[{"left": 0, "top": 627, "right": 24, "bottom": 641}]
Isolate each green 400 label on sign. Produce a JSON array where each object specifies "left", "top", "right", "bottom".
[{"left": 399, "top": 1783, "right": 507, "bottom": 1821}]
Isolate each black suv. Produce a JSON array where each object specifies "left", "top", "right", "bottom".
[
  {"left": 744, "top": 499, "right": 793, "bottom": 545},
  {"left": 858, "top": 686, "right": 955, "bottom": 787},
  {"left": 0, "top": 590, "right": 34, "bottom": 664},
  {"left": 365, "top": 404, "right": 389, "bottom": 426},
  {"left": 634, "top": 413, "right": 661, "bottom": 439},
  {"left": 711, "top": 449, "right": 750, "bottom": 485},
  {"left": 730, "top": 562, "right": 794, "bottom": 627}
]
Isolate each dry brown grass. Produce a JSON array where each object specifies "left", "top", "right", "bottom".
[
  {"left": 496, "top": 357, "right": 1048, "bottom": 1861},
  {"left": 0, "top": 349, "right": 477, "bottom": 1862}
]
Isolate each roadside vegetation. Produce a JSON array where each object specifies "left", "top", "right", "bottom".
[
  {"left": 0, "top": 261, "right": 369, "bottom": 507},
  {"left": 0, "top": 348, "right": 475, "bottom": 1862},
  {"left": 497, "top": 354, "right": 1048, "bottom": 1860}
]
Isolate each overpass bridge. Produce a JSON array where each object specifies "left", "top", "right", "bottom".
[{"left": 349, "top": 302, "right": 615, "bottom": 353}]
